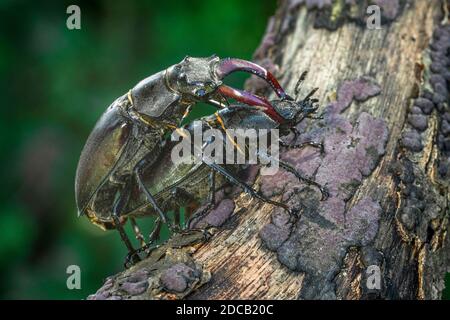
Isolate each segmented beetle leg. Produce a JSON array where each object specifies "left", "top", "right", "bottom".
[
  {"left": 306, "top": 111, "right": 325, "bottom": 120},
  {"left": 134, "top": 159, "right": 173, "bottom": 230},
  {"left": 284, "top": 140, "right": 325, "bottom": 155},
  {"left": 288, "top": 207, "right": 300, "bottom": 217},
  {"left": 186, "top": 170, "right": 216, "bottom": 229},
  {"left": 203, "top": 161, "right": 292, "bottom": 214},
  {"left": 174, "top": 210, "right": 181, "bottom": 228},
  {"left": 111, "top": 191, "right": 140, "bottom": 262},
  {"left": 288, "top": 200, "right": 307, "bottom": 218},
  {"left": 149, "top": 218, "right": 162, "bottom": 243},
  {"left": 130, "top": 218, "right": 146, "bottom": 248},
  {"left": 168, "top": 227, "right": 213, "bottom": 249},
  {"left": 187, "top": 202, "right": 215, "bottom": 229},
  {"left": 319, "top": 186, "right": 330, "bottom": 201},
  {"left": 292, "top": 129, "right": 300, "bottom": 142},
  {"left": 276, "top": 158, "right": 329, "bottom": 201},
  {"left": 124, "top": 251, "right": 141, "bottom": 269},
  {"left": 168, "top": 223, "right": 182, "bottom": 234}
]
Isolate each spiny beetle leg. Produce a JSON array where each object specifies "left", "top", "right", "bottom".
[
  {"left": 186, "top": 170, "right": 216, "bottom": 228},
  {"left": 123, "top": 218, "right": 164, "bottom": 268},
  {"left": 277, "top": 160, "right": 329, "bottom": 201},
  {"left": 134, "top": 157, "right": 181, "bottom": 234},
  {"left": 281, "top": 140, "right": 325, "bottom": 155},
  {"left": 203, "top": 161, "right": 294, "bottom": 216},
  {"left": 149, "top": 217, "right": 162, "bottom": 243},
  {"left": 130, "top": 217, "right": 146, "bottom": 248},
  {"left": 111, "top": 187, "right": 140, "bottom": 263}
]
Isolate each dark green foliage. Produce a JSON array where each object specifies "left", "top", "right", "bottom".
[{"left": 0, "top": 0, "right": 275, "bottom": 299}]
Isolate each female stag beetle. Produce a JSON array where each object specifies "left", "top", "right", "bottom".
[{"left": 75, "top": 55, "right": 292, "bottom": 256}]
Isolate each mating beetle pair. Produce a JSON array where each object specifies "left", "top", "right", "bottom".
[
  {"left": 121, "top": 93, "right": 329, "bottom": 264},
  {"left": 75, "top": 56, "right": 327, "bottom": 263}
]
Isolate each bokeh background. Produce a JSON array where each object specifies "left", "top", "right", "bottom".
[
  {"left": 0, "top": 0, "right": 276, "bottom": 299},
  {"left": 1, "top": 0, "right": 448, "bottom": 300}
]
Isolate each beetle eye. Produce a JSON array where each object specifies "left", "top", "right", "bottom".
[{"left": 195, "top": 88, "right": 207, "bottom": 97}]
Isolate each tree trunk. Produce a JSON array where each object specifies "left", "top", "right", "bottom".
[{"left": 89, "top": 0, "right": 450, "bottom": 300}]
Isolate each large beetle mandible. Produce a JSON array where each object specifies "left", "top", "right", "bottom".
[{"left": 75, "top": 55, "right": 291, "bottom": 257}]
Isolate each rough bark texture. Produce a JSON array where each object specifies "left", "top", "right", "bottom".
[{"left": 89, "top": 0, "right": 450, "bottom": 300}]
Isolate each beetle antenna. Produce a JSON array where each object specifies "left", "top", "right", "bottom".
[
  {"left": 295, "top": 71, "right": 309, "bottom": 100},
  {"left": 304, "top": 87, "right": 319, "bottom": 101}
]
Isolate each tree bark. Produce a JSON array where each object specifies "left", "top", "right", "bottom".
[{"left": 89, "top": 0, "right": 450, "bottom": 300}]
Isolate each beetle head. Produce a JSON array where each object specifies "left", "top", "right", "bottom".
[
  {"left": 272, "top": 99, "right": 319, "bottom": 128},
  {"left": 168, "top": 55, "right": 222, "bottom": 102}
]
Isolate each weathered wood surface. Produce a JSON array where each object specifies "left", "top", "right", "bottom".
[{"left": 89, "top": 0, "right": 450, "bottom": 300}]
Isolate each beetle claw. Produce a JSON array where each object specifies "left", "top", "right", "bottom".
[
  {"left": 320, "top": 187, "right": 330, "bottom": 201},
  {"left": 124, "top": 250, "right": 142, "bottom": 269}
]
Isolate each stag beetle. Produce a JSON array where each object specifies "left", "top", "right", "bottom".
[
  {"left": 106, "top": 73, "right": 328, "bottom": 264},
  {"left": 75, "top": 55, "right": 292, "bottom": 256}
]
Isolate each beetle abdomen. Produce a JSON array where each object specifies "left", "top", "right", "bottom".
[{"left": 75, "top": 97, "right": 132, "bottom": 216}]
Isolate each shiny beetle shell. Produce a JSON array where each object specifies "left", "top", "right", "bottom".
[{"left": 75, "top": 97, "right": 132, "bottom": 218}]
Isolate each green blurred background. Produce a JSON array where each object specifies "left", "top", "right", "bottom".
[
  {"left": 0, "top": 0, "right": 276, "bottom": 299},
  {"left": 1, "top": 0, "right": 448, "bottom": 300}
]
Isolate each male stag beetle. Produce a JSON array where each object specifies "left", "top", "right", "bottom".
[{"left": 75, "top": 55, "right": 292, "bottom": 257}]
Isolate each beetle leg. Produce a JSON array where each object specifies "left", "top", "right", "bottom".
[
  {"left": 287, "top": 127, "right": 301, "bottom": 142},
  {"left": 202, "top": 160, "right": 295, "bottom": 215},
  {"left": 134, "top": 159, "right": 180, "bottom": 233},
  {"left": 187, "top": 170, "right": 216, "bottom": 228},
  {"left": 205, "top": 98, "right": 228, "bottom": 109},
  {"left": 208, "top": 170, "right": 216, "bottom": 205},
  {"left": 135, "top": 168, "right": 172, "bottom": 229},
  {"left": 174, "top": 210, "right": 181, "bottom": 227},
  {"left": 130, "top": 218, "right": 146, "bottom": 248},
  {"left": 294, "top": 71, "right": 309, "bottom": 99},
  {"left": 124, "top": 220, "right": 161, "bottom": 268},
  {"left": 280, "top": 140, "right": 325, "bottom": 155},
  {"left": 257, "top": 149, "right": 329, "bottom": 201},
  {"left": 111, "top": 190, "right": 140, "bottom": 264},
  {"left": 149, "top": 217, "right": 162, "bottom": 243},
  {"left": 124, "top": 216, "right": 165, "bottom": 266},
  {"left": 278, "top": 160, "right": 329, "bottom": 201}
]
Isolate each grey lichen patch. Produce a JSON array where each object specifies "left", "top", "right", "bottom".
[
  {"left": 259, "top": 76, "right": 388, "bottom": 299},
  {"left": 87, "top": 231, "right": 211, "bottom": 300},
  {"left": 392, "top": 156, "right": 447, "bottom": 248},
  {"left": 401, "top": 130, "right": 423, "bottom": 152},
  {"left": 429, "top": 25, "right": 450, "bottom": 179},
  {"left": 407, "top": 114, "right": 428, "bottom": 132},
  {"left": 400, "top": 24, "right": 450, "bottom": 182}
]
